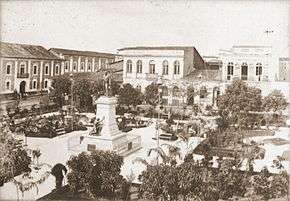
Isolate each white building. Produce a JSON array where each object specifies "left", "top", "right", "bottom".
[
  {"left": 118, "top": 46, "right": 222, "bottom": 107},
  {"left": 219, "top": 45, "right": 273, "bottom": 82}
]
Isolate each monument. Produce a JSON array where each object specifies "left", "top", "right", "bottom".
[{"left": 77, "top": 71, "right": 141, "bottom": 155}]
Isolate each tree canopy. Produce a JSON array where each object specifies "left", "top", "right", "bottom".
[
  {"left": 118, "top": 83, "right": 143, "bottom": 107},
  {"left": 262, "top": 90, "right": 288, "bottom": 113},
  {"left": 144, "top": 82, "right": 160, "bottom": 106}
]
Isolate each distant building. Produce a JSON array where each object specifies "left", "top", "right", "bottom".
[
  {"left": 49, "top": 48, "right": 115, "bottom": 74},
  {"left": 219, "top": 45, "right": 272, "bottom": 82},
  {"left": 118, "top": 46, "right": 222, "bottom": 107},
  {"left": 0, "top": 42, "right": 63, "bottom": 96},
  {"left": 202, "top": 55, "right": 222, "bottom": 70},
  {"left": 278, "top": 57, "right": 290, "bottom": 82},
  {"left": 108, "top": 60, "right": 123, "bottom": 83}
]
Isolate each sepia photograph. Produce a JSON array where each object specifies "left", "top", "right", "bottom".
[{"left": 0, "top": 0, "right": 289, "bottom": 200}]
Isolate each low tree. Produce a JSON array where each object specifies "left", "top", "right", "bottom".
[
  {"left": 217, "top": 80, "right": 262, "bottom": 131},
  {"left": 49, "top": 74, "right": 71, "bottom": 107},
  {"left": 118, "top": 83, "right": 143, "bottom": 107},
  {"left": 144, "top": 82, "right": 159, "bottom": 106}
]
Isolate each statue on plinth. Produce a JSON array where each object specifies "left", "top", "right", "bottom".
[{"left": 103, "top": 71, "right": 112, "bottom": 97}]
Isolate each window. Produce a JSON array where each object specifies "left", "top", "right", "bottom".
[
  {"left": 136, "top": 60, "right": 142, "bottom": 73},
  {"left": 55, "top": 65, "right": 59, "bottom": 74},
  {"left": 162, "top": 60, "right": 169, "bottom": 75},
  {"left": 94, "top": 59, "right": 99, "bottom": 70},
  {"left": 161, "top": 86, "right": 168, "bottom": 96},
  {"left": 101, "top": 59, "right": 106, "bottom": 68},
  {"left": 33, "top": 65, "right": 38, "bottom": 75},
  {"left": 44, "top": 80, "right": 48, "bottom": 88},
  {"left": 20, "top": 63, "right": 25, "bottom": 74},
  {"left": 149, "top": 60, "right": 155, "bottom": 74},
  {"left": 174, "top": 60, "right": 180, "bottom": 74},
  {"left": 64, "top": 61, "right": 69, "bottom": 70},
  {"left": 33, "top": 80, "right": 37, "bottom": 89},
  {"left": 126, "top": 60, "right": 132, "bottom": 73},
  {"left": 256, "top": 63, "right": 262, "bottom": 75},
  {"left": 241, "top": 62, "right": 248, "bottom": 80},
  {"left": 227, "top": 62, "right": 234, "bottom": 80},
  {"left": 6, "top": 64, "right": 11, "bottom": 74},
  {"left": 172, "top": 86, "right": 180, "bottom": 97},
  {"left": 200, "top": 86, "right": 207, "bottom": 99},
  {"left": 73, "top": 61, "right": 77, "bottom": 71},
  {"left": 6, "top": 81, "right": 10, "bottom": 90},
  {"left": 88, "top": 62, "right": 91, "bottom": 71},
  {"left": 45, "top": 64, "right": 49, "bottom": 75},
  {"left": 81, "top": 62, "right": 85, "bottom": 70}
]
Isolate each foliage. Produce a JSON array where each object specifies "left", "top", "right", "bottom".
[
  {"left": 118, "top": 83, "right": 143, "bottom": 107},
  {"left": 144, "top": 82, "right": 159, "bottom": 106},
  {"left": 217, "top": 80, "right": 263, "bottom": 131},
  {"left": 66, "top": 150, "right": 125, "bottom": 199},
  {"left": 263, "top": 90, "right": 288, "bottom": 113},
  {"left": 186, "top": 86, "right": 196, "bottom": 106},
  {"left": 0, "top": 124, "right": 31, "bottom": 186},
  {"left": 49, "top": 74, "right": 72, "bottom": 107}
]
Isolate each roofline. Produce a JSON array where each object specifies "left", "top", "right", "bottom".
[
  {"left": 118, "top": 46, "right": 195, "bottom": 51},
  {"left": 232, "top": 45, "right": 272, "bottom": 48},
  {"left": 49, "top": 48, "right": 115, "bottom": 57},
  {"left": 0, "top": 55, "right": 64, "bottom": 61}
]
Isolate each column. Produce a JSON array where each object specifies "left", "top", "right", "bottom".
[
  {"left": 51, "top": 61, "right": 54, "bottom": 76},
  {"left": 92, "top": 58, "right": 95, "bottom": 72},
  {"left": 78, "top": 56, "right": 81, "bottom": 72},
  {"left": 70, "top": 57, "right": 73, "bottom": 72}
]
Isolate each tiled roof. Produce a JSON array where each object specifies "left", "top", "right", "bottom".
[
  {"left": 49, "top": 48, "right": 115, "bottom": 58},
  {"left": 184, "top": 69, "right": 221, "bottom": 81},
  {"left": 118, "top": 46, "right": 195, "bottom": 51},
  {"left": 0, "top": 42, "right": 62, "bottom": 60}
]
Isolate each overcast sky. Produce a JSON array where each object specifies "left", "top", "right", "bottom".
[{"left": 1, "top": 0, "right": 289, "bottom": 58}]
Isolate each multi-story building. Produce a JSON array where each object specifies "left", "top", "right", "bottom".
[
  {"left": 278, "top": 57, "right": 290, "bottom": 82},
  {"left": 0, "top": 42, "right": 63, "bottom": 96},
  {"left": 118, "top": 46, "right": 222, "bottom": 107},
  {"left": 219, "top": 45, "right": 272, "bottom": 82},
  {"left": 202, "top": 55, "right": 222, "bottom": 70},
  {"left": 49, "top": 48, "right": 115, "bottom": 74}
]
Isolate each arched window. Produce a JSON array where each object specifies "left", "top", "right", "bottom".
[
  {"left": 126, "top": 60, "right": 132, "bottom": 73},
  {"left": 64, "top": 61, "right": 69, "bottom": 70},
  {"left": 161, "top": 86, "right": 169, "bottom": 96},
  {"left": 172, "top": 86, "right": 180, "bottom": 97},
  {"left": 88, "top": 62, "right": 91, "bottom": 71},
  {"left": 81, "top": 62, "right": 85, "bottom": 70},
  {"left": 200, "top": 86, "right": 207, "bottom": 99},
  {"left": 149, "top": 60, "right": 155, "bottom": 74},
  {"left": 174, "top": 61, "right": 180, "bottom": 74},
  {"left": 162, "top": 60, "right": 168, "bottom": 75},
  {"left": 45, "top": 64, "right": 49, "bottom": 75},
  {"left": 241, "top": 62, "right": 248, "bottom": 80},
  {"left": 73, "top": 61, "right": 77, "bottom": 71},
  {"left": 55, "top": 65, "right": 59, "bottom": 74},
  {"left": 33, "top": 65, "right": 38, "bottom": 75},
  {"left": 6, "top": 64, "right": 11, "bottom": 74},
  {"left": 6, "top": 81, "right": 10, "bottom": 90},
  {"left": 137, "top": 60, "right": 142, "bottom": 73},
  {"left": 227, "top": 62, "right": 234, "bottom": 79}
]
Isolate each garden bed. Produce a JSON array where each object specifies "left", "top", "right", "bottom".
[{"left": 242, "top": 129, "right": 275, "bottom": 137}]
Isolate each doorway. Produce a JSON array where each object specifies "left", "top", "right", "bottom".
[
  {"left": 19, "top": 81, "right": 26, "bottom": 97},
  {"left": 241, "top": 64, "right": 248, "bottom": 80}
]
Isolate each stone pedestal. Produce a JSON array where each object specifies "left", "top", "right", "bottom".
[{"left": 78, "top": 96, "right": 141, "bottom": 155}]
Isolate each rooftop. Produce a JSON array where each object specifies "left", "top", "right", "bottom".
[
  {"left": 49, "top": 48, "right": 115, "bottom": 58},
  {"left": 118, "top": 46, "right": 195, "bottom": 51},
  {"left": 0, "top": 42, "right": 62, "bottom": 60},
  {"left": 279, "top": 57, "right": 290, "bottom": 61}
]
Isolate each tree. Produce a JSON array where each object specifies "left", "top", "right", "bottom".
[
  {"left": 147, "top": 144, "right": 181, "bottom": 166},
  {"left": 49, "top": 74, "right": 72, "bottom": 107},
  {"left": 217, "top": 80, "right": 262, "bottom": 131},
  {"left": 144, "top": 82, "right": 159, "bottom": 106},
  {"left": 0, "top": 123, "right": 31, "bottom": 186},
  {"left": 118, "top": 83, "right": 143, "bottom": 107},
  {"left": 262, "top": 90, "right": 288, "bottom": 128}
]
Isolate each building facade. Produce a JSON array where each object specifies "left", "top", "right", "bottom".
[
  {"left": 278, "top": 57, "right": 290, "bottom": 82},
  {"left": 0, "top": 42, "right": 63, "bottom": 96},
  {"left": 49, "top": 48, "right": 115, "bottom": 74},
  {"left": 118, "top": 46, "right": 222, "bottom": 107},
  {"left": 219, "top": 45, "right": 272, "bottom": 82}
]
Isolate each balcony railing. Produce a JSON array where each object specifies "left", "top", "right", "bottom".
[
  {"left": 241, "top": 75, "right": 248, "bottom": 80},
  {"left": 17, "top": 73, "right": 29, "bottom": 78},
  {"left": 145, "top": 73, "right": 158, "bottom": 80}
]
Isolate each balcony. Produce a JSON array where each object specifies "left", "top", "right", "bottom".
[
  {"left": 241, "top": 75, "right": 248, "bottom": 81},
  {"left": 17, "top": 73, "right": 29, "bottom": 78},
  {"left": 145, "top": 73, "right": 158, "bottom": 80}
]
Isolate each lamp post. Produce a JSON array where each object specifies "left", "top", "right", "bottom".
[{"left": 70, "top": 73, "right": 74, "bottom": 131}]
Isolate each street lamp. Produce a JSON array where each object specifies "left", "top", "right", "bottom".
[{"left": 70, "top": 73, "right": 74, "bottom": 131}]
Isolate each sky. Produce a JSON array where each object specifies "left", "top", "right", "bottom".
[{"left": 0, "top": 0, "right": 289, "bottom": 58}]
